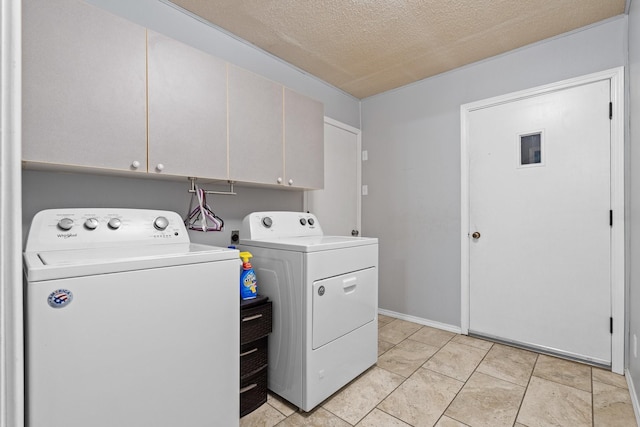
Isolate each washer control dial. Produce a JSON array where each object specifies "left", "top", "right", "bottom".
[
  {"left": 108, "top": 218, "right": 122, "bottom": 230},
  {"left": 57, "top": 218, "right": 74, "bottom": 231},
  {"left": 262, "top": 217, "right": 273, "bottom": 228},
  {"left": 84, "top": 218, "right": 99, "bottom": 230},
  {"left": 153, "top": 216, "right": 169, "bottom": 231}
]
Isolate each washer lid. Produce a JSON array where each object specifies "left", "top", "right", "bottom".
[
  {"left": 24, "top": 243, "right": 238, "bottom": 282},
  {"left": 239, "top": 235, "right": 378, "bottom": 252}
]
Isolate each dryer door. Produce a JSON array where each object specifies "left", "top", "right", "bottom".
[{"left": 312, "top": 267, "right": 376, "bottom": 349}]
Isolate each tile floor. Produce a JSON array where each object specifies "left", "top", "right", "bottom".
[{"left": 240, "top": 315, "right": 638, "bottom": 427}]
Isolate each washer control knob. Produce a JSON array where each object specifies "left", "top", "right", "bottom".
[
  {"left": 57, "top": 218, "right": 74, "bottom": 231},
  {"left": 154, "top": 216, "right": 169, "bottom": 231},
  {"left": 84, "top": 218, "right": 99, "bottom": 230},
  {"left": 262, "top": 217, "right": 273, "bottom": 228},
  {"left": 108, "top": 218, "right": 122, "bottom": 230},
  {"left": 299, "top": 218, "right": 307, "bottom": 226},
  {"left": 308, "top": 218, "right": 315, "bottom": 226}
]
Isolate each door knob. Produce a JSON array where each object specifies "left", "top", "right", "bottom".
[{"left": 472, "top": 231, "right": 481, "bottom": 239}]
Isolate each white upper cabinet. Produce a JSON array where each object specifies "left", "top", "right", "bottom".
[
  {"left": 23, "top": 0, "right": 324, "bottom": 188},
  {"left": 22, "top": 0, "right": 147, "bottom": 172},
  {"left": 228, "top": 67, "right": 325, "bottom": 189},
  {"left": 228, "top": 65, "right": 284, "bottom": 186},
  {"left": 147, "top": 31, "right": 228, "bottom": 179},
  {"left": 284, "top": 88, "right": 324, "bottom": 189}
]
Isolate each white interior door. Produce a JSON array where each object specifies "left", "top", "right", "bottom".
[
  {"left": 468, "top": 79, "right": 612, "bottom": 365},
  {"left": 305, "top": 118, "right": 361, "bottom": 236}
]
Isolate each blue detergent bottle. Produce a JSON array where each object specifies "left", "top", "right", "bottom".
[{"left": 239, "top": 251, "right": 258, "bottom": 300}]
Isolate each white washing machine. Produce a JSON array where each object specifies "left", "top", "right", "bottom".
[
  {"left": 23, "top": 208, "right": 239, "bottom": 427},
  {"left": 239, "top": 211, "right": 378, "bottom": 411}
]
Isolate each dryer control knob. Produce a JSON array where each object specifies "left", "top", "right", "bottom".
[
  {"left": 308, "top": 218, "right": 315, "bottom": 226},
  {"left": 108, "top": 218, "right": 122, "bottom": 230},
  {"left": 57, "top": 218, "right": 74, "bottom": 231},
  {"left": 299, "top": 218, "right": 307, "bottom": 226},
  {"left": 84, "top": 218, "right": 99, "bottom": 230},
  {"left": 154, "top": 216, "right": 169, "bottom": 231},
  {"left": 262, "top": 217, "right": 273, "bottom": 228}
]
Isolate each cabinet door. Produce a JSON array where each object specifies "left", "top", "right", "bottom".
[
  {"left": 284, "top": 89, "right": 324, "bottom": 189},
  {"left": 22, "top": 0, "right": 147, "bottom": 172},
  {"left": 147, "top": 31, "right": 228, "bottom": 179},
  {"left": 228, "top": 66, "right": 284, "bottom": 185}
]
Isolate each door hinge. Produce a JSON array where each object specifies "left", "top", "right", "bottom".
[
  {"left": 610, "top": 210, "right": 613, "bottom": 227},
  {"left": 609, "top": 102, "right": 613, "bottom": 120},
  {"left": 610, "top": 317, "right": 613, "bottom": 334}
]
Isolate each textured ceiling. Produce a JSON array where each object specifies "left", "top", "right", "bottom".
[{"left": 169, "top": 0, "right": 625, "bottom": 99}]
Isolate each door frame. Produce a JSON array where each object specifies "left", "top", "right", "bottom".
[
  {"left": 460, "top": 67, "right": 625, "bottom": 373},
  {"left": 303, "top": 117, "right": 362, "bottom": 235}
]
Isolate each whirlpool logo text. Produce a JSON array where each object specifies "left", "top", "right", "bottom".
[{"left": 56, "top": 233, "right": 77, "bottom": 239}]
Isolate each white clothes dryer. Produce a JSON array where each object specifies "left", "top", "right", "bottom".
[
  {"left": 24, "top": 208, "right": 239, "bottom": 427},
  {"left": 240, "top": 211, "right": 378, "bottom": 411}
]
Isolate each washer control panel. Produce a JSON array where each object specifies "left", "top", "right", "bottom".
[
  {"left": 26, "top": 208, "right": 189, "bottom": 252},
  {"left": 241, "top": 211, "right": 323, "bottom": 240}
]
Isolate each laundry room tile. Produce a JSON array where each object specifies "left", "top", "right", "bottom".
[
  {"left": 517, "top": 376, "right": 592, "bottom": 427},
  {"left": 423, "top": 341, "right": 487, "bottom": 382},
  {"left": 532, "top": 354, "right": 592, "bottom": 392},
  {"left": 268, "top": 393, "right": 298, "bottom": 417},
  {"left": 434, "top": 416, "right": 471, "bottom": 427},
  {"left": 322, "top": 366, "right": 404, "bottom": 425},
  {"left": 378, "top": 340, "right": 395, "bottom": 356},
  {"left": 592, "top": 367, "right": 629, "bottom": 389},
  {"left": 593, "top": 380, "right": 637, "bottom": 427},
  {"left": 378, "top": 367, "right": 463, "bottom": 427},
  {"left": 450, "top": 334, "right": 494, "bottom": 351},
  {"left": 475, "top": 343, "right": 537, "bottom": 387},
  {"left": 445, "top": 372, "right": 525, "bottom": 427},
  {"left": 376, "top": 339, "right": 440, "bottom": 377},
  {"left": 276, "top": 407, "right": 351, "bottom": 427},
  {"left": 355, "top": 408, "right": 412, "bottom": 427},
  {"left": 378, "top": 319, "right": 422, "bottom": 345},
  {"left": 408, "top": 326, "right": 456, "bottom": 348},
  {"left": 240, "top": 402, "right": 286, "bottom": 427},
  {"left": 378, "top": 314, "right": 395, "bottom": 326}
]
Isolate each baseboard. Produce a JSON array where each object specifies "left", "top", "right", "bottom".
[
  {"left": 377, "top": 308, "right": 462, "bottom": 334},
  {"left": 626, "top": 369, "right": 640, "bottom": 427}
]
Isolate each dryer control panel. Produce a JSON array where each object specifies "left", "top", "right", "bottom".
[
  {"left": 25, "top": 208, "right": 189, "bottom": 252},
  {"left": 241, "top": 211, "right": 323, "bottom": 240}
]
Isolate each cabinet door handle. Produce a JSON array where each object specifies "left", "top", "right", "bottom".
[
  {"left": 240, "top": 348, "right": 259, "bottom": 357},
  {"left": 288, "top": 179, "right": 294, "bottom": 186},
  {"left": 240, "top": 384, "right": 258, "bottom": 394},
  {"left": 242, "top": 314, "right": 263, "bottom": 322}
]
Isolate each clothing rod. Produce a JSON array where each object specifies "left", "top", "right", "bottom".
[{"left": 188, "top": 177, "right": 236, "bottom": 196}]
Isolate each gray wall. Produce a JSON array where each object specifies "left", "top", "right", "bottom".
[
  {"left": 22, "top": 170, "right": 301, "bottom": 248},
  {"left": 361, "top": 17, "right": 628, "bottom": 327},
  {"left": 23, "top": 0, "right": 361, "bottom": 247},
  {"left": 628, "top": 0, "right": 640, "bottom": 403}
]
